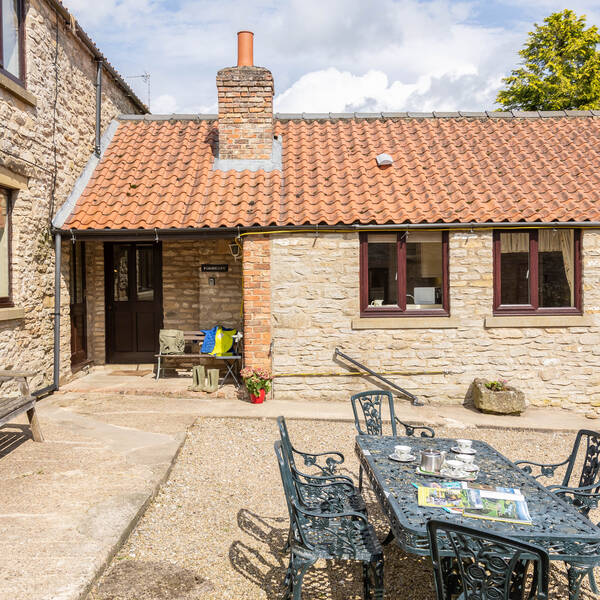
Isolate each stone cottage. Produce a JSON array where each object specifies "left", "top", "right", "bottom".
[
  {"left": 0, "top": 0, "right": 146, "bottom": 393},
  {"left": 55, "top": 31, "right": 600, "bottom": 414}
]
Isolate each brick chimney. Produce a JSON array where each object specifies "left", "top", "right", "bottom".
[{"left": 216, "top": 31, "right": 274, "bottom": 161}]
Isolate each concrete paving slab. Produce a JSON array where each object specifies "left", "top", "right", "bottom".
[{"left": 0, "top": 395, "right": 196, "bottom": 600}]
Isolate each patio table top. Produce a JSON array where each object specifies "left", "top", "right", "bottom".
[{"left": 355, "top": 434, "right": 600, "bottom": 566}]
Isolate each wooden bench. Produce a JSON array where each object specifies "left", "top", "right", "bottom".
[
  {"left": 0, "top": 370, "right": 44, "bottom": 442},
  {"left": 155, "top": 331, "right": 242, "bottom": 385}
]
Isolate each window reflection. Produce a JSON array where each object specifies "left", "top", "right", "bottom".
[
  {"left": 406, "top": 231, "right": 442, "bottom": 308},
  {"left": 0, "top": 189, "right": 9, "bottom": 299},
  {"left": 367, "top": 236, "right": 397, "bottom": 306},
  {"left": 500, "top": 232, "right": 530, "bottom": 305},
  {"left": 113, "top": 245, "right": 129, "bottom": 301},
  {"left": 136, "top": 245, "right": 154, "bottom": 301}
]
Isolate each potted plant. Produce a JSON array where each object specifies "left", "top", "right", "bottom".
[
  {"left": 240, "top": 367, "right": 272, "bottom": 404},
  {"left": 472, "top": 378, "right": 526, "bottom": 415}
]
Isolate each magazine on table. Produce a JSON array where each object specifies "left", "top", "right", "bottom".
[
  {"left": 417, "top": 486, "right": 483, "bottom": 510},
  {"left": 462, "top": 495, "right": 532, "bottom": 525},
  {"left": 414, "top": 482, "right": 532, "bottom": 524}
]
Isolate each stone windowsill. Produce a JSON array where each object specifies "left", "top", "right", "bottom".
[
  {"left": 485, "top": 315, "right": 594, "bottom": 328},
  {"left": 0, "top": 307, "right": 25, "bottom": 321},
  {"left": 0, "top": 71, "right": 37, "bottom": 106},
  {"left": 352, "top": 317, "right": 460, "bottom": 329}
]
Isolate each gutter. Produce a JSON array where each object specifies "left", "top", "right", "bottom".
[{"left": 53, "top": 221, "right": 600, "bottom": 240}]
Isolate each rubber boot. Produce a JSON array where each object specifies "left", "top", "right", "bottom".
[{"left": 205, "top": 368, "right": 219, "bottom": 393}]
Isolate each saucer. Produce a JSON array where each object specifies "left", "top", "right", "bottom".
[
  {"left": 462, "top": 464, "right": 480, "bottom": 472},
  {"left": 389, "top": 453, "right": 416, "bottom": 463},
  {"left": 440, "top": 467, "right": 468, "bottom": 478},
  {"left": 451, "top": 446, "right": 476, "bottom": 455}
]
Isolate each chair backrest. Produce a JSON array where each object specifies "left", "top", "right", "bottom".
[
  {"left": 350, "top": 390, "right": 397, "bottom": 436},
  {"left": 563, "top": 429, "right": 600, "bottom": 489},
  {"left": 427, "top": 520, "right": 549, "bottom": 600},
  {"left": 274, "top": 440, "right": 314, "bottom": 552},
  {"left": 276, "top": 415, "right": 298, "bottom": 470}
]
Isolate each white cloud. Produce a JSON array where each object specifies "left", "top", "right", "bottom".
[
  {"left": 61, "top": 0, "right": 600, "bottom": 114},
  {"left": 152, "top": 93, "right": 178, "bottom": 113}
]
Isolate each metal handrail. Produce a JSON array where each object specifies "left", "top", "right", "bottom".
[{"left": 334, "top": 348, "right": 423, "bottom": 406}]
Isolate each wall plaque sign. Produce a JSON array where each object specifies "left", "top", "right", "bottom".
[{"left": 201, "top": 264, "right": 229, "bottom": 272}]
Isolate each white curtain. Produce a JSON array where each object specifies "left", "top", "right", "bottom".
[{"left": 539, "top": 229, "right": 574, "bottom": 304}]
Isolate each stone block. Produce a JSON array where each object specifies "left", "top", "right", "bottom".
[{"left": 472, "top": 378, "right": 526, "bottom": 415}]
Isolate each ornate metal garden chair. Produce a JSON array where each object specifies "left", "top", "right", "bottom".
[
  {"left": 515, "top": 429, "right": 600, "bottom": 517},
  {"left": 277, "top": 415, "right": 366, "bottom": 514},
  {"left": 515, "top": 428, "right": 600, "bottom": 592},
  {"left": 275, "top": 441, "right": 384, "bottom": 600},
  {"left": 427, "top": 519, "right": 549, "bottom": 600},
  {"left": 351, "top": 390, "right": 435, "bottom": 491}
]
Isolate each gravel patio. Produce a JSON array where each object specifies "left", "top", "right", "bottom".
[{"left": 88, "top": 417, "right": 599, "bottom": 600}]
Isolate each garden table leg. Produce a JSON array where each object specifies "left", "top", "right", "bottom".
[{"left": 566, "top": 562, "right": 596, "bottom": 600}]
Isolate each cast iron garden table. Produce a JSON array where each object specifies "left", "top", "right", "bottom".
[{"left": 355, "top": 435, "right": 600, "bottom": 600}]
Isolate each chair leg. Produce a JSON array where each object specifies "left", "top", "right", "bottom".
[
  {"left": 156, "top": 356, "right": 161, "bottom": 380},
  {"left": 289, "top": 554, "right": 313, "bottom": 600},
  {"left": 589, "top": 569, "right": 599, "bottom": 595},
  {"left": 359, "top": 465, "right": 364, "bottom": 492},
  {"left": 364, "top": 555, "right": 384, "bottom": 600}
]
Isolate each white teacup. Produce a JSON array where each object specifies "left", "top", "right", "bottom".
[
  {"left": 456, "top": 439, "right": 473, "bottom": 451},
  {"left": 456, "top": 453, "right": 474, "bottom": 464},
  {"left": 443, "top": 459, "right": 465, "bottom": 473},
  {"left": 394, "top": 444, "right": 412, "bottom": 458}
]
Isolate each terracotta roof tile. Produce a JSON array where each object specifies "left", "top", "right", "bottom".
[{"left": 63, "top": 115, "right": 600, "bottom": 230}]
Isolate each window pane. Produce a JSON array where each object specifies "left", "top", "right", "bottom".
[
  {"left": 70, "top": 243, "right": 84, "bottom": 304},
  {"left": 113, "top": 245, "right": 129, "bottom": 301},
  {"left": 538, "top": 230, "right": 574, "bottom": 307},
  {"left": 500, "top": 232, "right": 530, "bottom": 304},
  {"left": 367, "top": 237, "right": 398, "bottom": 306},
  {"left": 2, "top": 0, "right": 20, "bottom": 78},
  {"left": 136, "top": 245, "right": 154, "bottom": 301},
  {"left": 0, "top": 189, "right": 8, "bottom": 298},
  {"left": 406, "top": 231, "right": 443, "bottom": 309}
]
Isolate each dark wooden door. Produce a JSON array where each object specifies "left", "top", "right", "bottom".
[
  {"left": 105, "top": 242, "right": 162, "bottom": 363},
  {"left": 70, "top": 241, "right": 87, "bottom": 366}
]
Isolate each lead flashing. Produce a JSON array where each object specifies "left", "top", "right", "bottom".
[{"left": 212, "top": 135, "right": 283, "bottom": 172}]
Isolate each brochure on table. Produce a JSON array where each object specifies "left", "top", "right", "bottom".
[{"left": 415, "top": 481, "right": 533, "bottom": 525}]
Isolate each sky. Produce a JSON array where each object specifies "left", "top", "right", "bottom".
[{"left": 62, "top": 0, "right": 600, "bottom": 114}]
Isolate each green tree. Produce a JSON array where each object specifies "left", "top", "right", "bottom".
[{"left": 496, "top": 9, "right": 600, "bottom": 110}]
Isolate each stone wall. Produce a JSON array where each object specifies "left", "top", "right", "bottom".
[
  {"left": 271, "top": 231, "right": 600, "bottom": 414},
  {"left": 85, "top": 239, "right": 242, "bottom": 365},
  {"left": 0, "top": 0, "right": 141, "bottom": 390}
]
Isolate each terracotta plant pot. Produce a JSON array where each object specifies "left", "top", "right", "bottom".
[{"left": 250, "top": 388, "right": 266, "bottom": 404}]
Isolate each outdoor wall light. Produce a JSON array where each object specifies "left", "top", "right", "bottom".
[
  {"left": 208, "top": 277, "right": 216, "bottom": 286},
  {"left": 229, "top": 240, "right": 241, "bottom": 260}
]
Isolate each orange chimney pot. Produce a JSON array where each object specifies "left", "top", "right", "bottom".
[{"left": 237, "top": 31, "right": 254, "bottom": 66}]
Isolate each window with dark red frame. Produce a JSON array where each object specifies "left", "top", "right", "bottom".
[
  {"left": 0, "top": 187, "right": 12, "bottom": 307},
  {"left": 493, "top": 229, "right": 582, "bottom": 315},
  {"left": 359, "top": 231, "right": 449, "bottom": 317},
  {"left": 0, "top": 0, "right": 25, "bottom": 84}
]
